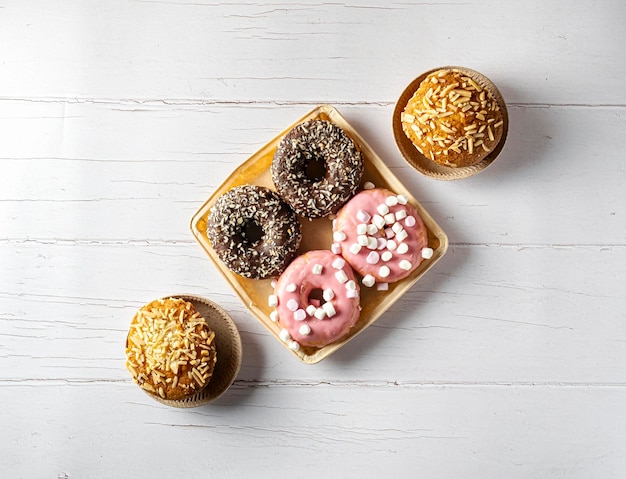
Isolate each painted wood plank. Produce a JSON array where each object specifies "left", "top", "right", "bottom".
[
  {"left": 2, "top": 242, "right": 624, "bottom": 384},
  {"left": 1, "top": 381, "right": 625, "bottom": 479},
  {"left": 2, "top": 101, "right": 625, "bottom": 245},
  {"left": 0, "top": 1, "right": 624, "bottom": 105}
]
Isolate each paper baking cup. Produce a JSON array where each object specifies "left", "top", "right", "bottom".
[
  {"left": 135, "top": 294, "right": 242, "bottom": 408},
  {"left": 393, "top": 66, "right": 509, "bottom": 180}
]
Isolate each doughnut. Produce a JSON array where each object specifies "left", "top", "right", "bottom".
[
  {"left": 207, "top": 185, "right": 302, "bottom": 279},
  {"left": 125, "top": 297, "right": 217, "bottom": 401},
  {"left": 269, "top": 250, "right": 361, "bottom": 349},
  {"left": 271, "top": 119, "right": 364, "bottom": 218},
  {"left": 401, "top": 68, "right": 504, "bottom": 168},
  {"left": 333, "top": 187, "right": 430, "bottom": 287}
]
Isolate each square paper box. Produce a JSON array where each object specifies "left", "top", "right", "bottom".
[{"left": 190, "top": 105, "right": 448, "bottom": 363}]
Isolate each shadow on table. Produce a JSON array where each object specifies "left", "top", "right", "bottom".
[
  {"left": 327, "top": 233, "right": 468, "bottom": 366},
  {"left": 454, "top": 79, "right": 555, "bottom": 185}
]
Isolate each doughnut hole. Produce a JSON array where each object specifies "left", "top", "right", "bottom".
[
  {"left": 307, "top": 288, "right": 327, "bottom": 308},
  {"left": 304, "top": 155, "right": 327, "bottom": 183},
  {"left": 240, "top": 219, "right": 264, "bottom": 247}
]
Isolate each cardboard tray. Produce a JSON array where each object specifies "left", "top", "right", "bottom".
[{"left": 190, "top": 104, "right": 448, "bottom": 363}]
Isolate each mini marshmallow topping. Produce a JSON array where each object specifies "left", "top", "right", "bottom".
[
  {"left": 335, "top": 270, "right": 348, "bottom": 284},
  {"left": 362, "top": 274, "right": 376, "bottom": 287},
  {"left": 272, "top": 250, "right": 360, "bottom": 348},
  {"left": 333, "top": 188, "right": 429, "bottom": 284},
  {"left": 349, "top": 243, "right": 362, "bottom": 254},
  {"left": 323, "top": 288, "right": 335, "bottom": 302},
  {"left": 286, "top": 298, "right": 299, "bottom": 312}
]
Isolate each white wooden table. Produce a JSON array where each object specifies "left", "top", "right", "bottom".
[{"left": 2, "top": 1, "right": 625, "bottom": 477}]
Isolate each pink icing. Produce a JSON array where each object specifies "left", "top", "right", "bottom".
[
  {"left": 334, "top": 188, "right": 428, "bottom": 283},
  {"left": 273, "top": 250, "right": 361, "bottom": 348}
]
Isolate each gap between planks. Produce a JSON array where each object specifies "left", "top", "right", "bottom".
[
  {"left": 0, "top": 238, "right": 624, "bottom": 249},
  {"left": 2, "top": 378, "right": 626, "bottom": 389},
  {"left": 2, "top": 96, "right": 626, "bottom": 109}
]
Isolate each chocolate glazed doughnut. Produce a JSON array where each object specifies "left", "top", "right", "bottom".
[
  {"left": 207, "top": 185, "right": 302, "bottom": 279},
  {"left": 271, "top": 120, "right": 364, "bottom": 218}
]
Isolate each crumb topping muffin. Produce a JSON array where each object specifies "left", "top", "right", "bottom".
[
  {"left": 125, "top": 297, "right": 217, "bottom": 401},
  {"left": 401, "top": 68, "right": 504, "bottom": 168}
]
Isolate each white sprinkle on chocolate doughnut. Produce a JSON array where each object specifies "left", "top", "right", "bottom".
[
  {"left": 208, "top": 185, "right": 302, "bottom": 279},
  {"left": 271, "top": 120, "right": 363, "bottom": 218}
]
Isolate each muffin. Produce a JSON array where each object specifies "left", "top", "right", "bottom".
[
  {"left": 125, "top": 297, "right": 217, "bottom": 401},
  {"left": 401, "top": 68, "right": 504, "bottom": 168}
]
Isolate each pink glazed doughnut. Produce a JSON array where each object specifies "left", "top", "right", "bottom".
[
  {"left": 268, "top": 250, "right": 361, "bottom": 349},
  {"left": 333, "top": 188, "right": 429, "bottom": 287}
]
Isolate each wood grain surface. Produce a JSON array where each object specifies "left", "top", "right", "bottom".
[{"left": 2, "top": 1, "right": 625, "bottom": 478}]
